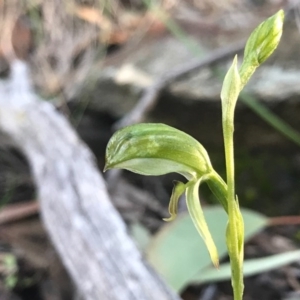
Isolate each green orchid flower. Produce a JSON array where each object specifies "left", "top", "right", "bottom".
[{"left": 105, "top": 123, "right": 228, "bottom": 267}]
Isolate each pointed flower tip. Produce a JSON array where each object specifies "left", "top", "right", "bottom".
[
  {"left": 213, "top": 258, "right": 220, "bottom": 269},
  {"left": 276, "top": 9, "right": 284, "bottom": 22},
  {"left": 220, "top": 55, "right": 241, "bottom": 111},
  {"left": 163, "top": 216, "right": 176, "bottom": 222},
  {"left": 164, "top": 180, "right": 186, "bottom": 222},
  {"left": 208, "top": 244, "right": 219, "bottom": 269}
]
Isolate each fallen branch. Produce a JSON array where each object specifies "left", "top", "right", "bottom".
[
  {"left": 0, "top": 60, "right": 181, "bottom": 300},
  {"left": 114, "top": 39, "right": 245, "bottom": 130}
]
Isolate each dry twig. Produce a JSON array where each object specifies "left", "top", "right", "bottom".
[
  {"left": 0, "top": 201, "right": 39, "bottom": 225},
  {"left": 114, "top": 39, "right": 245, "bottom": 130}
]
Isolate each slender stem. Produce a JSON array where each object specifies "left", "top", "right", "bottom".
[
  {"left": 238, "top": 63, "right": 257, "bottom": 90},
  {"left": 220, "top": 11, "right": 284, "bottom": 299},
  {"left": 223, "top": 120, "right": 235, "bottom": 211},
  {"left": 223, "top": 117, "right": 244, "bottom": 300}
]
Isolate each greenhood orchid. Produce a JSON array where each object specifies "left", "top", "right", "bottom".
[
  {"left": 105, "top": 123, "right": 228, "bottom": 267},
  {"left": 104, "top": 10, "right": 284, "bottom": 300}
]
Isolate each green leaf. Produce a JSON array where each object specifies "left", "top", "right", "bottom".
[
  {"left": 146, "top": 206, "right": 267, "bottom": 292},
  {"left": 226, "top": 199, "right": 244, "bottom": 260},
  {"left": 191, "top": 250, "right": 300, "bottom": 284},
  {"left": 104, "top": 123, "right": 213, "bottom": 180},
  {"left": 221, "top": 55, "right": 241, "bottom": 122}
]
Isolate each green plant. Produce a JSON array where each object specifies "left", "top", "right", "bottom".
[
  {"left": 104, "top": 10, "right": 284, "bottom": 300},
  {"left": 1, "top": 253, "right": 18, "bottom": 289}
]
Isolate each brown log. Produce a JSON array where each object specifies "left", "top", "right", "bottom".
[{"left": 0, "top": 60, "right": 181, "bottom": 300}]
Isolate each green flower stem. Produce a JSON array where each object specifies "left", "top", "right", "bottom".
[
  {"left": 238, "top": 64, "right": 257, "bottom": 90},
  {"left": 222, "top": 11, "right": 284, "bottom": 299},
  {"left": 205, "top": 171, "right": 228, "bottom": 213},
  {"left": 221, "top": 57, "right": 244, "bottom": 300},
  {"left": 223, "top": 117, "right": 244, "bottom": 300}
]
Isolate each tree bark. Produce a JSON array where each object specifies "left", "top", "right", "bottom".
[{"left": 0, "top": 60, "right": 181, "bottom": 300}]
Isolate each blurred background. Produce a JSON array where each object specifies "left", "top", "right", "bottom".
[{"left": 1, "top": 0, "right": 300, "bottom": 299}]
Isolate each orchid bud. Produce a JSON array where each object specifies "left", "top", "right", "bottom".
[
  {"left": 244, "top": 10, "right": 284, "bottom": 66},
  {"left": 239, "top": 10, "right": 284, "bottom": 88}
]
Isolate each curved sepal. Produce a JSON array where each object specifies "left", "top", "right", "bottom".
[{"left": 186, "top": 179, "right": 219, "bottom": 267}]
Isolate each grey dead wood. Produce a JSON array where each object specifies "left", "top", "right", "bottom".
[{"left": 0, "top": 60, "right": 181, "bottom": 300}]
